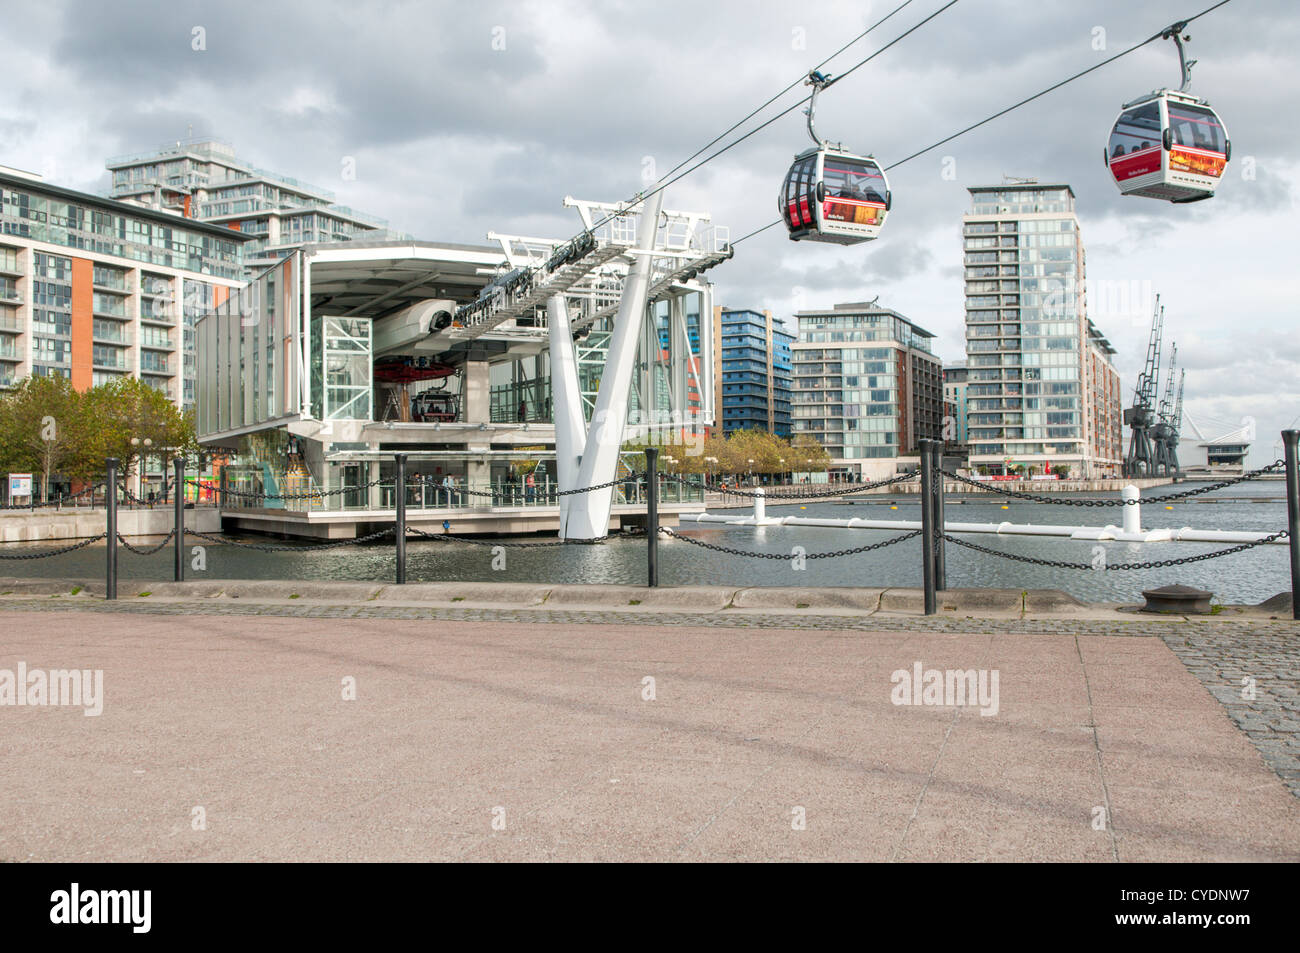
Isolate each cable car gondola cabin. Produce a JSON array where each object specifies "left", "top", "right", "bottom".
[
  {"left": 1105, "top": 90, "right": 1229, "bottom": 203},
  {"left": 781, "top": 147, "right": 891, "bottom": 244}
]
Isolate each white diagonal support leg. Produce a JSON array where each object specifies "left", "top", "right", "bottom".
[
  {"left": 565, "top": 190, "right": 665, "bottom": 539},
  {"left": 548, "top": 294, "right": 587, "bottom": 535}
]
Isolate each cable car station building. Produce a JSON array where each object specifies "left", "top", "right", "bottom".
[{"left": 194, "top": 196, "right": 729, "bottom": 538}]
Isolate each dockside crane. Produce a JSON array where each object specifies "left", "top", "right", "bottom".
[
  {"left": 1167, "top": 367, "right": 1185, "bottom": 475},
  {"left": 1123, "top": 297, "right": 1164, "bottom": 477},
  {"left": 1152, "top": 342, "right": 1178, "bottom": 475}
]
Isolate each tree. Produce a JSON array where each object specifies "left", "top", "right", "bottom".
[
  {"left": 80, "top": 378, "right": 197, "bottom": 485},
  {"left": 0, "top": 376, "right": 88, "bottom": 500}
]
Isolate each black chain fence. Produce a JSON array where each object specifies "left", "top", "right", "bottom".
[
  {"left": 937, "top": 460, "right": 1285, "bottom": 507},
  {"left": 658, "top": 525, "right": 922, "bottom": 560},
  {"left": 0, "top": 533, "right": 107, "bottom": 559},
  {"left": 0, "top": 483, "right": 105, "bottom": 510},
  {"left": 674, "top": 472, "right": 916, "bottom": 501},
  {"left": 940, "top": 530, "right": 1290, "bottom": 571},
  {"left": 183, "top": 527, "right": 397, "bottom": 552},
  {"left": 191, "top": 478, "right": 388, "bottom": 502},
  {"left": 116, "top": 530, "right": 176, "bottom": 556},
  {"left": 405, "top": 526, "right": 641, "bottom": 546}
]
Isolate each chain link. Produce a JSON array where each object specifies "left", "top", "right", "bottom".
[
  {"left": 1139, "top": 461, "right": 1287, "bottom": 501},
  {"left": 0, "top": 533, "right": 107, "bottom": 559},
  {"left": 658, "top": 526, "right": 921, "bottom": 560},
  {"left": 0, "top": 483, "right": 105, "bottom": 510},
  {"left": 121, "top": 476, "right": 178, "bottom": 506},
  {"left": 405, "top": 526, "right": 637, "bottom": 546},
  {"left": 183, "top": 527, "right": 396, "bottom": 551},
  {"left": 673, "top": 472, "right": 916, "bottom": 501},
  {"left": 940, "top": 530, "right": 1289, "bottom": 571},
  {"left": 191, "top": 477, "right": 387, "bottom": 502},
  {"left": 115, "top": 530, "right": 177, "bottom": 556},
  {"left": 938, "top": 460, "right": 1284, "bottom": 507}
]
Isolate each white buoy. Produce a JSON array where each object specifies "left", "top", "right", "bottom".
[{"left": 752, "top": 487, "right": 766, "bottom": 523}]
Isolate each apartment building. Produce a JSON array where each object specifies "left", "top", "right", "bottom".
[
  {"left": 791, "top": 301, "right": 943, "bottom": 480},
  {"left": 961, "top": 182, "right": 1122, "bottom": 477},
  {"left": 0, "top": 165, "right": 248, "bottom": 408}
]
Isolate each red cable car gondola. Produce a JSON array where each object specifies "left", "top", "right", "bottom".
[
  {"left": 780, "top": 71, "right": 891, "bottom": 244},
  {"left": 1105, "top": 23, "right": 1230, "bottom": 203}
]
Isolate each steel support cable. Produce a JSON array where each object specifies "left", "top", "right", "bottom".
[
  {"left": 732, "top": 0, "right": 1238, "bottom": 243},
  {"left": 585, "top": 0, "right": 965, "bottom": 235},
  {"left": 652, "top": 0, "right": 921, "bottom": 187}
]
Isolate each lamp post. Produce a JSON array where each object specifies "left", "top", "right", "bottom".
[
  {"left": 748, "top": 458, "right": 755, "bottom": 487},
  {"left": 778, "top": 457, "right": 785, "bottom": 486},
  {"left": 130, "top": 436, "right": 153, "bottom": 503}
]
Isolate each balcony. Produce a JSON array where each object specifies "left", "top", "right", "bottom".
[
  {"left": 0, "top": 343, "right": 21, "bottom": 360},
  {"left": 92, "top": 327, "right": 129, "bottom": 345}
]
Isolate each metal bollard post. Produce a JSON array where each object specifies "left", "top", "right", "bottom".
[
  {"left": 395, "top": 453, "right": 407, "bottom": 585},
  {"left": 105, "top": 458, "right": 118, "bottom": 601},
  {"left": 919, "top": 441, "right": 936, "bottom": 615},
  {"left": 173, "top": 457, "right": 184, "bottom": 582},
  {"left": 933, "top": 443, "right": 947, "bottom": 591},
  {"left": 1283, "top": 430, "right": 1300, "bottom": 621},
  {"left": 646, "top": 448, "right": 659, "bottom": 588}
]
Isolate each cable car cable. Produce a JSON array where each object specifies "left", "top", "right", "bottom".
[
  {"left": 884, "top": 0, "right": 1236, "bottom": 171},
  {"left": 586, "top": 0, "right": 964, "bottom": 235},
  {"left": 654, "top": 0, "right": 921, "bottom": 187},
  {"left": 732, "top": 0, "right": 1237, "bottom": 244}
]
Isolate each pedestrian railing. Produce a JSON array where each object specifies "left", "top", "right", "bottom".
[{"left": 3, "top": 435, "right": 1299, "bottom": 619}]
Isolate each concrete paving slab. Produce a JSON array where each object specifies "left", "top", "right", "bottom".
[{"left": 1, "top": 610, "right": 1296, "bottom": 862}]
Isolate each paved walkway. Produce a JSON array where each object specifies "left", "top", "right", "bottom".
[{"left": 1, "top": 604, "right": 1296, "bottom": 861}]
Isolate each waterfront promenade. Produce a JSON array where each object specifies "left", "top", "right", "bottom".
[{"left": 1, "top": 583, "right": 1296, "bottom": 862}]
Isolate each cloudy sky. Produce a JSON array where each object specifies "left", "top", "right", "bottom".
[{"left": 2, "top": 0, "right": 1296, "bottom": 461}]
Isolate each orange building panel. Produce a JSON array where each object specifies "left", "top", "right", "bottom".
[{"left": 69, "top": 257, "right": 93, "bottom": 391}]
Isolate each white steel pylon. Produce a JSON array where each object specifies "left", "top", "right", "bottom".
[
  {"left": 561, "top": 190, "right": 665, "bottom": 539},
  {"left": 547, "top": 293, "right": 586, "bottom": 529}
]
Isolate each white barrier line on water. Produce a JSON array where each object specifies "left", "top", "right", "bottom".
[{"left": 678, "top": 486, "right": 1285, "bottom": 545}]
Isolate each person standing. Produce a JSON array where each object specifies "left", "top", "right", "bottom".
[{"left": 525, "top": 470, "right": 536, "bottom": 503}]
